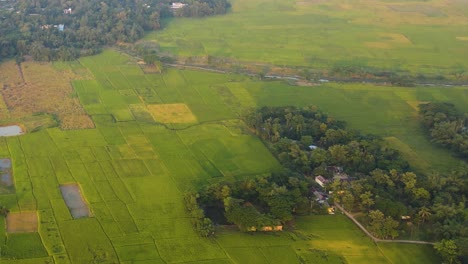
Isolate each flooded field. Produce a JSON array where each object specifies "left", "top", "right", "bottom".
[
  {"left": 0, "top": 125, "right": 24, "bottom": 136},
  {"left": 59, "top": 184, "right": 91, "bottom": 219},
  {"left": 0, "top": 158, "right": 13, "bottom": 194}
]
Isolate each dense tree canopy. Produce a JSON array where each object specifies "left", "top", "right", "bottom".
[
  {"left": 0, "top": 0, "right": 230, "bottom": 61},
  {"left": 419, "top": 102, "right": 468, "bottom": 159}
]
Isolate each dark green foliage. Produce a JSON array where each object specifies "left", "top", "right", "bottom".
[
  {"left": 193, "top": 171, "right": 312, "bottom": 231},
  {"left": 419, "top": 102, "right": 468, "bottom": 159},
  {"left": 184, "top": 193, "right": 214, "bottom": 237},
  {"left": 0, "top": 206, "right": 9, "bottom": 216},
  {"left": 0, "top": 0, "right": 230, "bottom": 61},
  {"left": 245, "top": 106, "right": 409, "bottom": 175}
]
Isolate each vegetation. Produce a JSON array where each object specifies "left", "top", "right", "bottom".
[
  {"left": 0, "top": 0, "right": 230, "bottom": 61},
  {"left": 0, "top": 0, "right": 466, "bottom": 262},
  {"left": 184, "top": 105, "right": 466, "bottom": 262},
  {"left": 0, "top": 49, "right": 454, "bottom": 263},
  {"left": 145, "top": 0, "right": 468, "bottom": 78},
  {"left": 247, "top": 106, "right": 467, "bottom": 246},
  {"left": 419, "top": 102, "right": 468, "bottom": 160}
]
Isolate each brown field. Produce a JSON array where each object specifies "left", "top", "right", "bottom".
[
  {"left": 0, "top": 60, "right": 94, "bottom": 129},
  {"left": 6, "top": 211, "right": 39, "bottom": 233},
  {"left": 147, "top": 103, "right": 197, "bottom": 123}
]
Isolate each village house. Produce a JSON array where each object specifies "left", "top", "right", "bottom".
[
  {"left": 315, "top": 175, "right": 329, "bottom": 188},
  {"left": 170, "top": 2, "right": 186, "bottom": 9},
  {"left": 40, "top": 24, "right": 52, "bottom": 30},
  {"left": 248, "top": 225, "right": 283, "bottom": 232},
  {"left": 63, "top": 8, "right": 72, "bottom": 14}
]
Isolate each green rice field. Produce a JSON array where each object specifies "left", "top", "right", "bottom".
[
  {"left": 145, "top": 0, "right": 468, "bottom": 73},
  {"left": 2, "top": 0, "right": 468, "bottom": 260},
  {"left": 0, "top": 49, "right": 462, "bottom": 263}
]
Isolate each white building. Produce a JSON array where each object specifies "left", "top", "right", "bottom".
[{"left": 171, "top": 2, "right": 186, "bottom": 9}]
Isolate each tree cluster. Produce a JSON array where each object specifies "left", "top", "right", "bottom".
[
  {"left": 244, "top": 106, "right": 467, "bottom": 260},
  {"left": 185, "top": 106, "right": 467, "bottom": 262},
  {"left": 184, "top": 192, "right": 214, "bottom": 237},
  {"left": 191, "top": 172, "right": 311, "bottom": 231},
  {"left": 244, "top": 106, "right": 409, "bottom": 176},
  {"left": 419, "top": 102, "right": 468, "bottom": 159},
  {"left": 0, "top": 0, "right": 230, "bottom": 61}
]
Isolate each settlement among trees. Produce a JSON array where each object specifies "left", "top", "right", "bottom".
[
  {"left": 0, "top": 0, "right": 230, "bottom": 61},
  {"left": 186, "top": 106, "right": 467, "bottom": 263}
]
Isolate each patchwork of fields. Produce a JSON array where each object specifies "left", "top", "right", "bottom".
[
  {"left": 146, "top": 0, "right": 468, "bottom": 74},
  {"left": 0, "top": 49, "right": 456, "bottom": 263}
]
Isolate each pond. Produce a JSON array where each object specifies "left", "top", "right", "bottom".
[
  {"left": 60, "top": 184, "right": 91, "bottom": 219},
  {"left": 0, "top": 158, "right": 14, "bottom": 194},
  {"left": 0, "top": 125, "right": 24, "bottom": 136}
]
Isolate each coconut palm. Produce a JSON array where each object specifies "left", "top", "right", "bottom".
[{"left": 418, "top": 206, "right": 432, "bottom": 224}]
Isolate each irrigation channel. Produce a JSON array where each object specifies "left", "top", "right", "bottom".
[{"left": 166, "top": 63, "right": 468, "bottom": 87}]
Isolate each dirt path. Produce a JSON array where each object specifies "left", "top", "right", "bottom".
[
  {"left": 334, "top": 203, "right": 435, "bottom": 245},
  {"left": 16, "top": 63, "right": 25, "bottom": 83}
]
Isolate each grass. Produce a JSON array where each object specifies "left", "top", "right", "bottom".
[
  {"left": 147, "top": 103, "right": 197, "bottom": 123},
  {"left": 377, "top": 243, "right": 441, "bottom": 264},
  {"left": 145, "top": 0, "right": 468, "bottom": 74},
  {"left": 0, "top": 48, "right": 462, "bottom": 263}
]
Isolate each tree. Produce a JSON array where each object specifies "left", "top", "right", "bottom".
[
  {"left": 342, "top": 191, "right": 355, "bottom": 212},
  {"left": 382, "top": 216, "right": 399, "bottom": 239},
  {"left": 418, "top": 206, "right": 432, "bottom": 224},
  {"left": 224, "top": 197, "right": 274, "bottom": 231},
  {"left": 434, "top": 239, "right": 460, "bottom": 264},
  {"left": 368, "top": 210, "right": 385, "bottom": 238},
  {"left": 0, "top": 205, "right": 9, "bottom": 216},
  {"left": 359, "top": 191, "right": 374, "bottom": 212}
]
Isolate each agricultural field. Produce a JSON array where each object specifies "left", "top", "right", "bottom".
[
  {"left": 0, "top": 60, "right": 94, "bottom": 130},
  {"left": 145, "top": 0, "right": 468, "bottom": 74},
  {"left": 0, "top": 49, "right": 462, "bottom": 263}
]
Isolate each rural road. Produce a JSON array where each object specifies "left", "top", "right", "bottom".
[{"left": 334, "top": 203, "right": 435, "bottom": 245}]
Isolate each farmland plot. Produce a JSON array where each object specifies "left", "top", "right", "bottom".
[{"left": 0, "top": 49, "right": 459, "bottom": 263}]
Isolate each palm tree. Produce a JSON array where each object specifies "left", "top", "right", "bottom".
[{"left": 418, "top": 206, "right": 432, "bottom": 224}]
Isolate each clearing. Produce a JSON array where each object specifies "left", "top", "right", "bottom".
[{"left": 6, "top": 211, "right": 38, "bottom": 233}]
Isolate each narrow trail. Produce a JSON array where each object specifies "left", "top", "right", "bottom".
[
  {"left": 16, "top": 63, "right": 25, "bottom": 83},
  {"left": 334, "top": 203, "right": 435, "bottom": 245}
]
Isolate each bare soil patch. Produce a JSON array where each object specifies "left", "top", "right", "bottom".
[
  {"left": 0, "top": 61, "right": 94, "bottom": 130},
  {"left": 147, "top": 103, "right": 197, "bottom": 123},
  {"left": 6, "top": 211, "right": 38, "bottom": 233}
]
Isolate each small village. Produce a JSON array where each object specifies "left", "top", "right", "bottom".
[{"left": 313, "top": 166, "right": 350, "bottom": 215}]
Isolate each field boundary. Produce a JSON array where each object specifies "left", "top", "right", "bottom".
[{"left": 334, "top": 203, "right": 435, "bottom": 245}]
